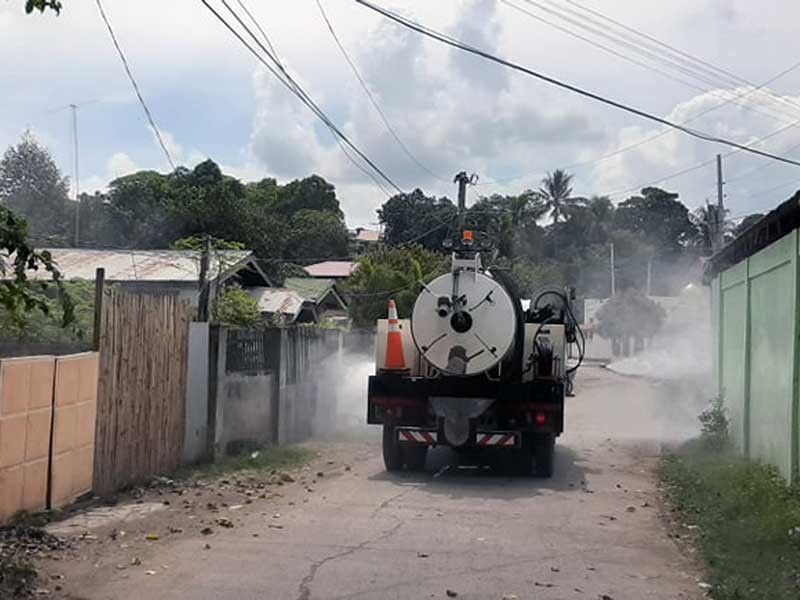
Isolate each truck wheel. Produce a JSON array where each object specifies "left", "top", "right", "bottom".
[
  {"left": 404, "top": 445, "right": 428, "bottom": 472},
  {"left": 533, "top": 434, "right": 555, "bottom": 478},
  {"left": 382, "top": 424, "right": 403, "bottom": 472}
]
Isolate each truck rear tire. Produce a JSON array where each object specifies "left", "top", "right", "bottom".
[
  {"left": 533, "top": 434, "right": 555, "bottom": 478},
  {"left": 382, "top": 424, "right": 403, "bottom": 472}
]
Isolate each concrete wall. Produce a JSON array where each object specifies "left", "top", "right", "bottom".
[
  {"left": 184, "top": 323, "right": 210, "bottom": 464},
  {"left": 712, "top": 229, "right": 800, "bottom": 481},
  {"left": 51, "top": 353, "right": 98, "bottom": 509},
  {"left": 204, "top": 327, "right": 342, "bottom": 457},
  {"left": 0, "top": 356, "right": 55, "bottom": 522},
  {"left": 0, "top": 353, "right": 98, "bottom": 523}
]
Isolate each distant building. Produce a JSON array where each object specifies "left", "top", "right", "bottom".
[
  {"left": 304, "top": 260, "right": 358, "bottom": 279},
  {"left": 248, "top": 279, "right": 348, "bottom": 325},
  {"left": 351, "top": 227, "right": 382, "bottom": 253},
  {"left": 19, "top": 249, "right": 271, "bottom": 307}
]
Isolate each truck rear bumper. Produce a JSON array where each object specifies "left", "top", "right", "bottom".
[{"left": 396, "top": 426, "right": 521, "bottom": 448}]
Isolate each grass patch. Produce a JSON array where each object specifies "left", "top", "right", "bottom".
[
  {"left": 661, "top": 440, "right": 800, "bottom": 599},
  {"left": 177, "top": 445, "right": 315, "bottom": 481}
]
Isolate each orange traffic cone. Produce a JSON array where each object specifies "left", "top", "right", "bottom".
[{"left": 382, "top": 299, "right": 409, "bottom": 374}]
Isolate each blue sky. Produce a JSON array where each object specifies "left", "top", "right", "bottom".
[{"left": 3, "top": 0, "right": 800, "bottom": 227}]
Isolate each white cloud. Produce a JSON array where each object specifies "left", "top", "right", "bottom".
[{"left": 5, "top": 0, "right": 800, "bottom": 229}]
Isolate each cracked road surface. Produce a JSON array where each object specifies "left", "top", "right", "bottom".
[{"left": 45, "top": 366, "right": 706, "bottom": 599}]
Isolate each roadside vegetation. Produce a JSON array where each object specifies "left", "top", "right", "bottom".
[
  {"left": 661, "top": 398, "right": 800, "bottom": 599},
  {"left": 179, "top": 445, "right": 314, "bottom": 481}
]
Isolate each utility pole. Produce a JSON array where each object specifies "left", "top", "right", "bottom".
[
  {"left": 646, "top": 258, "right": 653, "bottom": 297},
  {"left": 454, "top": 171, "right": 469, "bottom": 233},
  {"left": 197, "top": 237, "right": 211, "bottom": 322},
  {"left": 610, "top": 242, "right": 616, "bottom": 297},
  {"left": 714, "top": 153, "right": 725, "bottom": 252},
  {"left": 71, "top": 104, "right": 80, "bottom": 247}
]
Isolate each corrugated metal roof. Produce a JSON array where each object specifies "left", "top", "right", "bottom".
[
  {"left": 21, "top": 249, "right": 252, "bottom": 283},
  {"left": 247, "top": 287, "right": 305, "bottom": 319},
  {"left": 283, "top": 277, "right": 336, "bottom": 302},
  {"left": 304, "top": 261, "right": 357, "bottom": 278}
]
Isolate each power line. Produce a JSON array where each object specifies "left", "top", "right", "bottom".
[
  {"left": 94, "top": 0, "right": 175, "bottom": 170},
  {"left": 513, "top": 0, "right": 800, "bottom": 124},
  {"left": 478, "top": 58, "right": 800, "bottom": 187},
  {"left": 354, "top": 0, "right": 800, "bottom": 168},
  {"left": 314, "top": 0, "right": 447, "bottom": 183},
  {"left": 604, "top": 113, "right": 800, "bottom": 199},
  {"left": 560, "top": 0, "right": 800, "bottom": 117},
  {"left": 227, "top": 0, "right": 396, "bottom": 197},
  {"left": 201, "top": 0, "right": 403, "bottom": 195}
]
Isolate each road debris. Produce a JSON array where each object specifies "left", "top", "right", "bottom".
[
  {"left": 216, "top": 518, "right": 234, "bottom": 529},
  {"left": 417, "top": 552, "right": 429, "bottom": 558},
  {"left": 200, "top": 528, "right": 214, "bottom": 536},
  {"left": 144, "top": 533, "right": 160, "bottom": 541},
  {"left": 445, "top": 589, "right": 458, "bottom": 597},
  {"left": 626, "top": 506, "right": 637, "bottom": 513},
  {"left": 130, "top": 557, "right": 142, "bottom": 566}
]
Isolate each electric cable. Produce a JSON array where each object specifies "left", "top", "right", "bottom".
[{"left": 354, "top": 0, "right": 800, "bottom": 168}]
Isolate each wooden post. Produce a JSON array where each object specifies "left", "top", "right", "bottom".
[
  {"left": 197, "top": 238, "right": 211, "bottom": 322},
  {"left": 93, "top": 267, "right": 105, "bottom": 351}
]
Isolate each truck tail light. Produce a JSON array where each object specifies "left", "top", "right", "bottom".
[{"left": 535, "top": 412, "right": 547, "bottom": 426}]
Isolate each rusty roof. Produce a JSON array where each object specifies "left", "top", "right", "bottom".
[{"left": 19, "top": 249, "right": 258, "bottom": 283}]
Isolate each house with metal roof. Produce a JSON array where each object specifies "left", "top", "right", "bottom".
[
  {"left": 249, "top": 278, "right": 348, "bottom": 325},
  {"left": 304, "top": 260, "right": 358, "bottom": 279},
  {"left": 24, "top": 249, "right": 271, "bottom": 308}
]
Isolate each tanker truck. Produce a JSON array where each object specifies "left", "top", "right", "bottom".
[{"left": 367, "top": 172, "right": 584, "bottom": 477}]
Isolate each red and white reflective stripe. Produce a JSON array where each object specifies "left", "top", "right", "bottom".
[
  {"left": 387, "top": 299, "right": 400, "bottom": 333},
  {"left": 397, "top": 429, "right": 437, "bottom": 444},
  {"left": 476, "top": 432, "right": 517, "bottom": 447}
]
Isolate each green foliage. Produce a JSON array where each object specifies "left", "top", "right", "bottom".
[
  {"left": 698, "top": 395, "right": 730, "bottom": 451},
  {"left": 0, "top": 281, "right": 92, "bottom": 344},
  {"left": 378, "top": 189, "right": 457, "bottom": 250},
  {"left": 595, "top": 288, "right": 666, "bottom": 340},
  {"left": 171, "top": 236, "right": 246, "bottom": 252},
  {"left": 0, "top": 205, "right": 74, "bottom": 329},
  {"left": 661, "top": 445, "right": 800, "bottom": 599},
  {"left": 614, "top": 187, "right": 695, "bottom": 256},
  {"left": 538, "top": 169, "right": 576, "bottom": 223},
  {"left": 342, "top": 245, "right": 448, "bottom": 327},
  {"left": 0, "top": 132, "right": 72, "bottom": 245},
  {"left": 211, "top": 286, "right": 261, "bottom": 327},
  {"left": 25, "top": 0, "right": 61, "bottom": 14}
]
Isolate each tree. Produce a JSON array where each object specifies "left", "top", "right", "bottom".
[
  {"left": 0, "top": 132, "right": 72, "bottom": 245},
  {"left": 538, "top": 169, "right": 575, "bottom": 223},
  {"left": 614, "top": 187, "right": 695, "bottom": 255},
  {"left": 0, "top": 205, "right": 73, "bottom": 329},
  {"left": 690, "top": 205, "right": 733, "bottom": 253},
  {"left": 25, "top": 0, "right": 61, "bottom": 14},
  {"left": 595, "top": 288, "right": 666, "bottom": 356},
  {"left": 104, "top": 170, "right": 177, "bottom": 247},
  {"left": 378, "top": 189, "right": 457, "bottom": 250},
  {"left": 467, "top": 191, "right": 546, "bottom": 258},
  {"left": 283, "top": 210, "right": 349, "bottom": 260},
  {"left": 211, "top": 286, "right": 261, "bottom": 327},
  {"left": 170, "top": 235, "right": 246, "bottom": 252},
  {"left": 271, "top": 175, "right": 342, "bottom": 217},
  {"left": 342, "top": 245, "right": 448, "bottom": 326}
]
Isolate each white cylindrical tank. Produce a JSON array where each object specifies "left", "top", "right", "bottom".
[{"left": 411, "top": 270, "right": 517, "bottom": 376}]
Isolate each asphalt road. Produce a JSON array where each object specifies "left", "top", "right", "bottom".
[{"left": 45, "top": 366, "right": 706, "bottom": 600}]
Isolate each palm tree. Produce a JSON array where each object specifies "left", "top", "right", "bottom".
[{"left": 538, "top": 169, "right": 575, "bottom": 223}]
